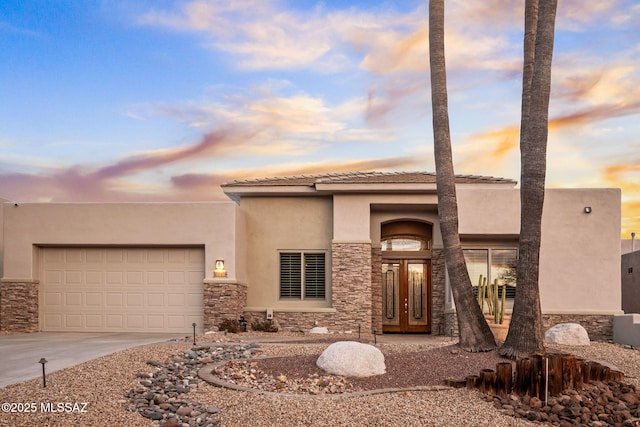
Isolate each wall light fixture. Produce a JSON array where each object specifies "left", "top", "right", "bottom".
[{"left": 214, "top": 259, "right": 227, "bottom": 277}]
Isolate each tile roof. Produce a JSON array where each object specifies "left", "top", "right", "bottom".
[{"left": 222, "top": 171, "right": 517, "bottom": 187}]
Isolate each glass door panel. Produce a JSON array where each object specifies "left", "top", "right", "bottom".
[
  {"left": 407, "top": 263, "right": 428, "bottom": 327},
  {"left": 382, "top": 263, "right": 400, "bottom": 326}
]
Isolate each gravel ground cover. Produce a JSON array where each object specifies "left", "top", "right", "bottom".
[{"left": 0, "top": 332, "right": 638, "bottom": 427}]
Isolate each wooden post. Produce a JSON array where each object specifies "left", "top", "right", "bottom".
[
  {"left": 607, "top": 370, "right": 624, "bottom": 383},
  {"left": 514, "top": 357, "right": 532, "bottom": 395},
  {"left": 496, "top": 362, "right": 513, "bottom": 398},
  {"left": 466, "top": 375, "right": 480, "bottom": 390},
  {"left": 529, "top": 353, "right": 545, "bottom": 399},
  {"left": 479, "top": 368, "right": 497, "bottom": 395},
  {"left": 592, "top": 362, "right": 610, "bottom": 382},
  {"left": 583, "top": 360, "right": 594, "bottom": 383},
  {"left": 561, "top": 355, "right": 576, "bottom": 391},
  {"left": 547, "top": 353, "right": 564, "bottom": 396},
  {"left": 574, "top": 358, "right": 584, "bottom": 391}
]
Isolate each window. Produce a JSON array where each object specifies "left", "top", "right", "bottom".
[
  {"left": 464, "top": 248, "right": 517, "bottom": 299},
  {"left": 280, "top": 252, "right": 326, "bottom": 299},
  {"left": 381, "top": 236, "right": 430, "bottom": 251}
]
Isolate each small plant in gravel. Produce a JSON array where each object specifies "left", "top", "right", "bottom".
[
  {"left": 218, "top": 318, "right": 242, "bottom": 333},
  {"left": 251, "top": 319, "right": 279, "bottom": 332}
]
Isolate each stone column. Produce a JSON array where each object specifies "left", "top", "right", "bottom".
[
  {"left": 203, "top": 280, "right": 247, "bottom": 331},
  {"left": 331, "top": 242, "right": 372, "bottom": 332},
  {"left": 371, "top": 246, "right": 383, "bottom": 332},
  {"left": 0, "top": 280, "right": 39, "bottom": 332},
  {"left": 431, "top": 249, "right": 446, "bottom": 335}
]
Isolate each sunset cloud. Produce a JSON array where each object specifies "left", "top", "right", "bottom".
[{"left": 1, "top": 0, "right": 638, "bottom": 238}]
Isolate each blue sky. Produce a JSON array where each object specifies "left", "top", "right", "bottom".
[{"left": 1, "top": 0, "right": 639, "bottom": 236}]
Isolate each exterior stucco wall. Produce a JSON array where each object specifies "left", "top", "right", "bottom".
[
  {"left": 622, "top": 250, "right": 640, "bottom": 313},
  {"left": 456, "top": 188, "right": 621, "bottom": 315},
  {"left": 370, "top": 209, "right": 441, "bottom": 248},
  {"left": 538, "top": 189, "right": 621, "bottom": 314},
  {"left": 334, "top": 194, "right": 439, "bottom": 242},
  {"left": 457, "top": 188, "right": 520, "bottom": 236},
  {"left": 239, "top": 196, "right": 333, "bottom": 311},
  {"left": 1, "top": 202, "right": 240, "bottom": 282}
]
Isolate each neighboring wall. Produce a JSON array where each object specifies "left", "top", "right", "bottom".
[
  {"left": 0, "top": 199, "right": 6, "bottom": 281},
  {"left": 622, "top": 250, "right": 640, "bottom": 313},
  {"left": 1, "top": 202, "right": 241, "bottom": 282},
  {"left": 622, "top": 238, "right": 638, "bottom": 255}
]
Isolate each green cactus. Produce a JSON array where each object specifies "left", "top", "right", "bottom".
[{"left": 477, "top": 275, "right": 507, "bottom": 324}]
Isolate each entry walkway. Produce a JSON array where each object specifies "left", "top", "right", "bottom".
[{"left": 0, "top": 332, "right": 184, "bottom": 388}]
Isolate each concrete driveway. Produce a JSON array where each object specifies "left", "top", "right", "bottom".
[{"left": 0, "top": 332, "right": 185, "bottom": 388}]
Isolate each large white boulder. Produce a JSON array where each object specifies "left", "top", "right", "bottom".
[
  {"left": 310, "top": 326, "right": 329, "bottom": 334},
  {"left": 545, "top": 323, "right": 590, "bottom": 346},
  {"left": 316, "top": 341, "right": 386, "bottom": 377}
]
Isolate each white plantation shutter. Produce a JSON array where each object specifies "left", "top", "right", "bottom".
[
  {"left": 279, "top": 252, "right": 326, "bottom": 299},
  {"left": 304, "top": 253, "right": 325, "bottom": 299},
  {"left": 280, "top": 253, "right": 302, "bottom": 298}
]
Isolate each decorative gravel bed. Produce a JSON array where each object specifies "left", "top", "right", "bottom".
[
  {"left": 253, "top": 345, "right": 510, "bottom": 391},
  {"left": 1, "top": 333, "right": 638, "bottom": 427}
]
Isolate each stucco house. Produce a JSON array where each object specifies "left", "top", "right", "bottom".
[{"left": 0, "top": 171, "right": 623, "bottom": 340}]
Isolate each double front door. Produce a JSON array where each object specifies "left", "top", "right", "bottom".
[{"left": 382, "top": 260, "right": 431, "bottom": 333}]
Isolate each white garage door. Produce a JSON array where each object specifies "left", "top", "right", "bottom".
[{"left": 40, "top": 247, "right": 204, "bottom": 333}]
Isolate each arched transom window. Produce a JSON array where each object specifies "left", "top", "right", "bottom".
[{"left": 381, "top": 221, "right": 432, "bottom": 251}]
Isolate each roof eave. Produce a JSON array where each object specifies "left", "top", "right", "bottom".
[{"left": 222, "top": 185, "right": 318, "bottom": 202}]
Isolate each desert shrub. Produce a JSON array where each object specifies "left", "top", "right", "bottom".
[
  {"left": 218, "top": 318, "right": 242, "bottom": 333},
  {"left": 251, "top": 319, "right": 278, "bottom": 332}
]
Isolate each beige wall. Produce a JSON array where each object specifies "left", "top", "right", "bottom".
[
  {"left": 334, "top": 194, "right": 439, "bottom": 242},
  {"left": 538, "top": 189, "right": 621, "bottom": 314},
  {"left": 335, "top": 188, "right": 621, "bottom": 315},
  {"left": 456, "top": 188, "right": 620, "bottom": 314},
  {"left": 458, "top": 188, "right": 520, "bottom": 236},
  {"left": 1, "top": 202, "right": 240, "bottom": 282},
  {"left": 3, "top": 186, "right": 620, "bottom": 317},
  {"left": 240, "top": 197, "right": 333, "bottom": 310}
]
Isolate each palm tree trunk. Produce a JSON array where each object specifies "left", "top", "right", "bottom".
[
  {"left": 500, "top": 0, "right": 557, "bottom": 359},
  {"left": 429, "top": 0, "right": 496, "bottom": 352}
]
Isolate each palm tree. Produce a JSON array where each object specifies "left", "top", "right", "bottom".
[
  {"left": 500, "top": 0, "right": 558, "bottom": 359},
  {"left": 429, "top": 0, "right": 496, "bottom": 352}
]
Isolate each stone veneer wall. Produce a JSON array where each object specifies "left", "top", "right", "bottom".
[
  {"left": 431, "top": 249, "right": 446, "bottom": 335},
  {"left": 543, "top": 314, "right": 613, "bottom": 342},
  {"left": 242, "top": 311, "right": 337, "bottom": 333},
  {"left": 203, "top": 281, "right": 247, "bottom": 331},
  {"left": 444, "top": 312, "right": 459, "bottom": 337},
  {"left": 371, "top": 247, "right": 382, "bottom": 332},
  {"left": 0, "top": 281, "right": 39, "bottom": 332},
  {"left": 331, "top": 242, "right": 372, "bottom": 332}
]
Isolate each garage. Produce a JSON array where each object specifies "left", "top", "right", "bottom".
[{"left": 40, "top": 247, "right": 204, "bottom": 333}]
